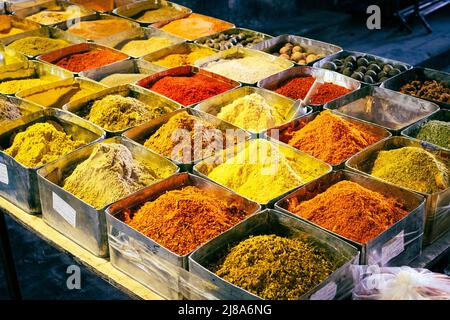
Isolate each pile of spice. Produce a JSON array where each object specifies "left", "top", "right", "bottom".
[
  {"left": 203, "top": 56, "right": 286, "bottom": 84},
  {"left": 144, "top": 111, "right": 224, "bottom": 163},
  {"left": 121, "top": 37, "right": 175, "bottom": 57},
  {"left": 416, "top": 120, "right": 450, "bottom": 149},
  {"left": 26, "top": 6, "right": 85, "bottom": 25},
  {"left": 55, "top": 48, "right": 126, "bottom": 73},
  {"left": 371, "top": 146, "right": 449, "bottom": 194},
  {"left": 63, "top": 143, "right": 167, "bottom": 209},
  {"left": 214, "top": 234, "right": 335, "bottom": 300},
  {"left": 67, "top": 19, "right": 134, "bottom": 40},
  {"left": 71, "top": 0, "right": 113, "bottom": 12},
  {"left": 160, "top": 13, "right": 233, "bottom": 40},
  {"left": 145, "top": 74, "right": 233, "bottom": 106},
  {"left": 84, "top": 94, "right": 170, "bottom": 131},
  {"left": 282, "top": 110, "right": 382, "bottom": 165},
  {"left": 7, "top": 36, "right": 69, "bottom": 56},
  {"left": 0, "top": 98, "right": 21, "bottom": 122},
  {"left": 134, "top": 6, "right": 189, "bottom": 24},
  {"left": 206, "top": 139, "right": 327, "bottom": 203},
  {"left": 274, "top": 76, "right": 315, "bottom": 100},
  {"left": 216, "top": 93, "right": 288, "bottom": 132},
  {"left": 0, "top": 74, "right": 61, "bottom": 94},
  {"left": 309, "top": 82, "right": 352, "bottom": 104},
  {"left": 4, "top": 122, "right": 84, "bottom": 168},
  {"left": 151, "top": 46, "right": 215, "bottom": 68},
  {"left": 124, "top": 186, "right": 250, "bottom": 256},
  {"left": 287, "top": 181, "right": 409, "bottom": 243},
  {"left": 273, "top": 42, "right": 325, "bottom": 65},
  {"left": 0, "top": 15, "right": 35, "bottom": 38},
  {"left": 400, "top": 80, "right": 450, "bottom": 104},
  {"left": 100, "top": 73, "right": 151, "bottom": 87}
]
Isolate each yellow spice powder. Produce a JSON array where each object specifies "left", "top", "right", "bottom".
[
  {"left": 152, "top": 46, "right": 215, "bottom": 68},
  {"left": 0, "top": 75, "right": 61, "bottom": 94},
  {"left": 121, "top": 37, "right": 175, "bottom": 57}
]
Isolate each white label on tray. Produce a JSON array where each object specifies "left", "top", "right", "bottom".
[
  {"left": 310, "top": 281, "right": 337, "bottom": 300},
  {"left": 0, "top": 163, "right": 8, "bottom": 185},
  {"left": 52, "top": 192, "right": 76, "bottom": 227},
  {"left": 382, "top": 230, "right": 405, "bottom": 265}
]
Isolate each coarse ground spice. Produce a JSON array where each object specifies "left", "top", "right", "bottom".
[
  {"left": 0, "top": 98, "right": 21, "bottom": 122},
  {"left": 100, "top": 73, "right": 151, "bottom": 87},
  {"left": 282, "top": 110, "right": 382, "bottom": 165},
  {"left": 152, "top": 47, "right": 216, "bottom": 68},
  {"left": 124, "top": 186, "right": 250, "bottom": 256},
  {"left": 55, "top": 48, "right": 126, "bottom": 73},
  {"left": 416, "top": 120, "right": 450, "bottom": 149},
  {"left": 0, "top": 75, "right": 61, "bottom": 94},
  {"left": 121, "top": 37, "right": 175, "bottom": 57},
  {"left": 67, "top": 19, "right": 133, "bottom": 40},
  {"left": 146, "top": 74, "right": 233, "bottom": 106},
  {"left": 7, "top": 36, "right": 69, "bottom": 56},
  {"left": 287, "top": 181, "right": 409, "bottom": 243},
  {"left": 274, "top": 76, "right": 315, "bottom": 100},
  {"left": 309, "top": 82, "right": 352, "bottom": 105},
  {"left": 214, "top": 234, "right": 335, "bottom": 300},
  {"left": 400, "top": 80, "right": 450, "bottom": 104}
]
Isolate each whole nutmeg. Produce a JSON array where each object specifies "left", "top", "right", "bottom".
[
  {"left": 279, "top": 46, "right": 292, "bottom": 55},
  {"left": 292, "top": 46, "right": 303, "bottom": 53},
  {"left": 298, "top": 59, "right": 307, "bottom": 65},
  {"left": 306, "top": 54, "right": 317, "bottom": 64},
  {"left": 291, "top": 52, "right": 303, "bottom": 62},
  {"left": 279, "top": 53, "right": 290, "bottom": 59}
]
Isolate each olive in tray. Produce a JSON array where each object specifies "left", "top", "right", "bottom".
[{"left": 199, "top": 32, "right": 266, "bottom": 51}]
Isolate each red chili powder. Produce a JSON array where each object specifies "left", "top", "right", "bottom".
[
  {"left": 147, "top": 74, "right": 234, "bottom": 106},
  {"left": 55, "top": 49, "right": 125, "bottom": 73},
  {"left": 274, "top": 76, "right": 315, "bottom": 100},
  {"left": 310, "top": 82, "right": 352, "bottom": 105}
]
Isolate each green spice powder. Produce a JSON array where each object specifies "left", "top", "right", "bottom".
[{"left": 417, "top": 120, "right": 450, "bottom": 149}]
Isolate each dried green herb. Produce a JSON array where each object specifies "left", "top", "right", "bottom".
[{"left": 417, "top": 120, "right": 450, "bottom": 149}]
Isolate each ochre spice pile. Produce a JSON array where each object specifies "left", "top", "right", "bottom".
[{"left": 55, "top": 48, "right": 126, "bottom": 73}]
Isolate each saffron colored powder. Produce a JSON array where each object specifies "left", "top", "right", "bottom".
[{"left": 55, "top": 49, "right": 126, "bottom": 73}]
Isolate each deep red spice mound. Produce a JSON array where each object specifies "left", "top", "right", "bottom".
[
  {"left": 274, "top": 76, "right": 315, "bottom": 100},
  {"left": 310, "top": 82, "right": 352, "bottom": 104},
  {"left": 55, "top": 49, "right": 125, "bottom": 73},
  {"left": 148, "top": 74, "right": 233, "bottom": 106}
]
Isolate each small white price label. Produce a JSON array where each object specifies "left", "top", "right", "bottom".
[
  {"left": 310, "top": 281, "right": 337, "bottom": 300},
  {"left": 0, "top": 163, "right": 9, "bottom": 185},
  {"left": 382, "top": 230, "right": 405, "bottom": 265},
  {"left": 52, "top": 192, "right": 76, "bottom": 227}
]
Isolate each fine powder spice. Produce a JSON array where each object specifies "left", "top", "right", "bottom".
[
  {"left": 0, "top": 98, "right": 21, "bottom": 122},
  {"left": 146, "top": 74, "right": 233, "bottom": 106},
  {"left": 214, "top": 234, "right": 335, "bottom": 300},
  {"left": 283, "top": 110, "right": 382, "bottom": 165},
  {"left": 5, "top": 122, "right": 84, "bottom": 168},
  {"left": 121, "top": 37, "right": 175, "bottom": 57},
  {"left": 124, "top": 186, "right": 250, "bottom": 256},
  {"left": 207, "top": 139, "right": 328, "bottom": 203},
  {"left": 416, "top": 120, "right": 450, "bottom": 149},
  {"left": 136, "top": 6, "right": 188, "bottom": 23},
  {"left": 63, "top": 143, "right": 166, "bottom": 209},
  {"left": 55, "top": 49, "right": 126, "bottom": 73},
  {"left": 7, "top": 36, "right": 69, "bottom": 56},
  {"left": 0, "top": 75, "right": 60, "bottom": 95},
  {"left": 100, "top": 73, "right": 151, "bottom": 87},
  {"left": 26, "top": 6, "right": 84, "bottom": 25},
  {"left": 274, "top": 76, "right": 316, "bottom": 100},
  {"left": 371, "top": 146, "right": 449, "bottom": 194},
  {"left": 400, "top": 80, "right": 450, "bottom": 104},
  {"left": 152, "top": 46, "right": 215, "bottom": 68},
  {"left": 309, "top": 82, "right": 352, "bottom": 104},
  {"left": 144, "top": 111, "right": 224, "bottom": 163},
  {"left": 68, "top": 19, "right": 133, "bottom": 40},
  {"left": 217, "top": 93, "right": 287, "bottom": 132},
  {"left": 287, "top": 181, "right": 409, "bottom": 243}
]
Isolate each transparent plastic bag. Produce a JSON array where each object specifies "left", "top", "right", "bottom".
[{"left": 352, "top": 265, "right": 450, "bottom": 300}]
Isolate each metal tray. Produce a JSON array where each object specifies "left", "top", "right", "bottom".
[
  {"left": 252, "top": 34, "right": 342, "bottom": 66},
  {"left": 105, "top": 172, "right": 260, "bottom": 299},
  {"left": 37, "top": 135, "right": 178, "bottom": 257},
  {"left": 195, "top": 86, "right": 311, "bottom": 137},
  {"left": 0, "top": 95, "right": 43, "bottom": 124},
  {"left": 313, "top": 50, "right": 413, "bottom": 86},
  {"left": 381, "top": 67, "right": 450, "bottom": 109},
  {"left": 263, "top": 110, "right": 391, "bottom": 169},
  {"left": 275, "top": 170, "right": 425, "bottom": 266},
  {"left": 346, "top": 136, "right": 450, "bottom": 245},
  {"left": 79, "top": 58, "right": 165, "bottom": 86},
  {"left": 0, "top": 108, "right": 105, "bottom": 214},
  {"left": 401, "top": 109, "right": 450, "bottom": 152},
  {"left": 63, "top": 83, "right": 181, "bottom": 136},
  {"left": 16, "top": 77, "right": 107, "bottom": 108},
  {"left": 257, "top": 66, "right": 361, "bottom": 111},
  {"left": 136, "top": 65, "right": 241, "bottom": 107},
  {"left": 71, "top": 0, "right": 143, "bottom": 13},
  {"left": 113, "top": 0, "right": 191, "bottom": 27},
  {"left": 193, "top": 138, "right": 332, "bottom": 207},
  {"left": 189, "top": 209, "right": 359, "bottom": 300},
  {"left": 195, "top": 47, "right": 294, "bottom": 86},
  {"left": 123, "top": 107, "right": 250, "bottom": 172},
  {"left": 0, "top": 42, "right": 28, "bottom": 66},
  {"left": 37, "top": 42, "right": 129, "bottom": 75},
  {"left": 0, "top": 13, "right": 41, "bottom": 40},
  {"left": 195, "top": 27, "right": 272, "bottom": 51},
  {"left": 324, "top": 86, "right": 440, "bottom": 135}
]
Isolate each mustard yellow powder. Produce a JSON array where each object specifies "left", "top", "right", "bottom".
[
  {"left": 121, "top": 37, "right": 175, "bottom": 57},
  {"left": 0, "top": 75, "right": 61, "bottom": 94},
  {"left": 152, "top": 46, "right": 215, "bottom": 68}
]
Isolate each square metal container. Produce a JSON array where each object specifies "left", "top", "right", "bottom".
[
  {"left": 105, "top": 172, "right": 261, "bottom": 299},
  {"left": 193, "top": 138, "right": 332, "bottom": 207},
  {"left": 113, "top": 0, "right": 191, "bottom": 27},
  {"left": 79, "top": 58, "right": 165, "bottom": 86},
  {"left": 252, "top": 34, "right": 342, "bottom": 66},
  {"left": 189, "top": 209, "right": 360, "bottom": 300},
  {"left": 194, "top": 27, "right": 272, "bottom": 51},
  {"left": 381, "top": 67, "right": 450, "bottom": 109},
  {"left": 37, "top": 42, "right": 129, "bottom": 76},
  {"left": 136, "top": 65, "right": 241, "bottom": 108},
  {"left": 0, "top": 108, "right": 105, "bottom": 214},
  {"left": 401, "top": 109, "right": 450, "bottom": 152},
  {"left": 0, "top": 13, "right": 41, "bottom": 40},
  {"left": 0, "top": 95, "right": 43, "bottom": 124},
  {"left": 195, "top": 47, "right": 294, "bottom": 86},
  {"left": 63, "top": 83, "right": 181, "bottom": 136},
  {"left": 0, "top": 42, "right": 28, "bottom": 65},
  {"left": 123, "top": 107, "right": 251, "bottom": 172},
  {"left": 37, "top": 136, "right": 178, "bottom": 257},
  {"left": 195, "top": 86, "right": 311, "bottom": 137},
  {"left": 275, "top": 170, "right": 426, "bottom": 266},
  {"left": 16, "top": 77, "right": 108, "bottom": 108},
  {"left": 346, "top": 136, "right": 450, "bottom": 245},
  {"left": 69, "top": 0, "right": 122, "bottom": 13},
  {"left": 257, "top": 66, "right": 361, "bottom": 111},
  {"left": 324, "top": 86, "right": 440, "bottom": 135},
  {"left": 313, "top": 50, "right": 413, "bottom": 86},
  {"left": 262, "top": 110, "right": 391, "bottom": 169}
]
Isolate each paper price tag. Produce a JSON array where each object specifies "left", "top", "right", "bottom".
[
  {"left": 52, "top": 192, "right": 77, "bottom": 227},
  {"left": 382, "top": 230, "right": 405, "bottom": 265},
  {"left": 310, "top": 281, "right": 337, "bottom": 300},
  {"left": 0, "top": 163, "right": 9, "bottom": 185}
]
